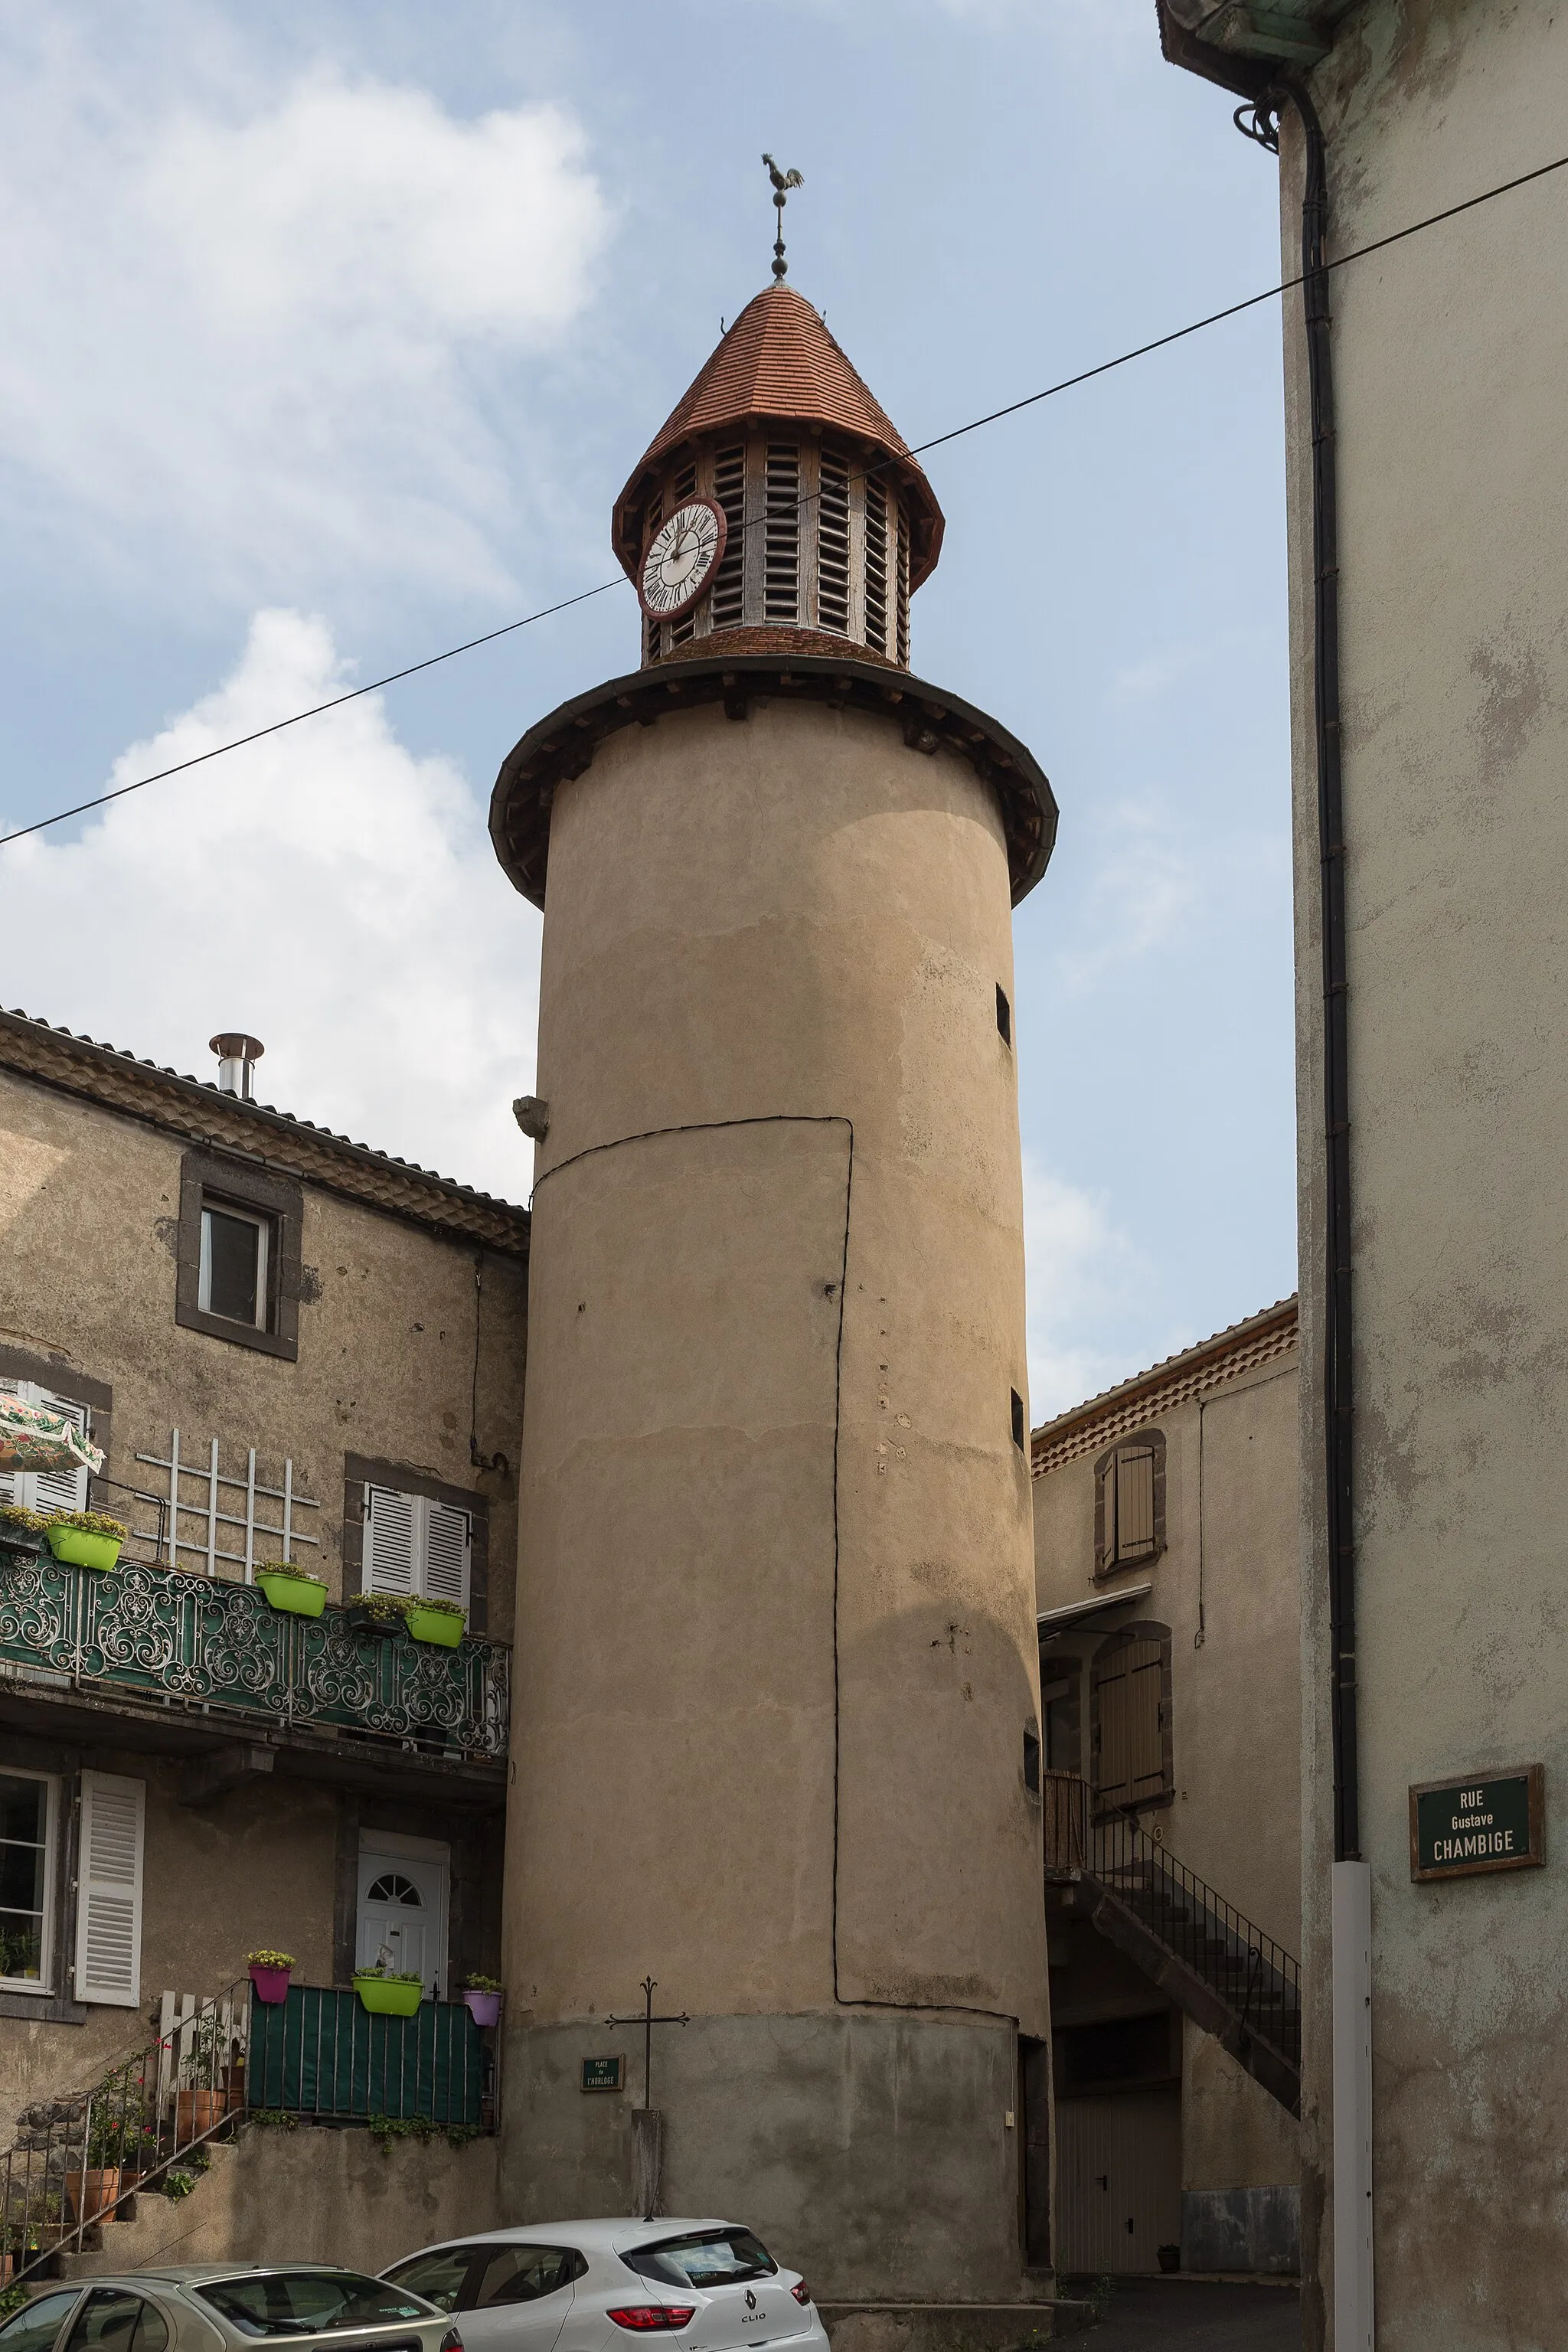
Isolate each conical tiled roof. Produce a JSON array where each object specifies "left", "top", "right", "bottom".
[{"left": 612, "top": 284, "right": 944, "bottom": 589}]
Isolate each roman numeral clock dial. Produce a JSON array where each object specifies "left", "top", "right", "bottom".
[{"left": 639, "top": 498, "right": 727, "bottom": 619}]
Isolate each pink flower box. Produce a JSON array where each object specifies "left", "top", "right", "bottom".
[
  {"left": 249, "top": 1963, "right": 292, "bottom": 2004},
  {"left": 462, "top": 1988, "right": 501, "bottom": 2028}
]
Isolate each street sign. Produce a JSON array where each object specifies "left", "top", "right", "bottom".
[
  {"left": 1410, "top": 1765, "right": 1544, "bottom": 1882},
  {"left": 581, "top": 2055, "right": 626, "bottom": 2092}
]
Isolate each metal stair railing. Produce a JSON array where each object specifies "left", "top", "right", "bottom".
[
  {"left": 1089, "top": 1808, "right": 1301, "bottom": 2066},
  {"left": 0, "top": 1976, "right": 249, "bottom": 2289}
]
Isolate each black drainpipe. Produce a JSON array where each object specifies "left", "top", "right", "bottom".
[{"left": 1241, "top": 77, "right": 1360, "bottom": 1866}]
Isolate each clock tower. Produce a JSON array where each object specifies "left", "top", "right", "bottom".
[{"left": 491, "top": 279, "right": 1057, "bottom": 2313}]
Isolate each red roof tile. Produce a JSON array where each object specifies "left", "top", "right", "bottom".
[{"left": 612, "top": 286, "right": 944, "bottom": 589}]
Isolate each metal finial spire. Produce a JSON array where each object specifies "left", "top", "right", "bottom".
[{"left": 761, "top": 154, "right": 803, "bottom": 283}]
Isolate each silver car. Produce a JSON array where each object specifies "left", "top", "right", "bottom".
[
  {"left": 0, "top": 2269, "right": 456, "bottom": 2352},
  {"left": 381, "top": 2220, "right": 827, "bottom": 2352}
]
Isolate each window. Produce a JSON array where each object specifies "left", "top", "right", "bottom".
[
  {"left": 622, "top": 2231, "right": 778, "bottom": 2288},
  {"left": 198, "top": 1202, "right": 270, "bottom": 1328},
  {"left": 363, "top": 1485, "right": 472, "bottom": 1609},
  {"left": 193, "top": 2275, "right": 430, "bottom": 2337},
  {"left": 176, "top": 1149, "right": 302, "bottom": 1361},
  {"left": 1091, "top": 1626, "right": 1172, "bottom": 1812},
  {"left": 1094, "top": 1430, "right": 1165, "bottom": 1576},
  {"left": 710, "top": 446, "right": 746, "bottom": 629},
  {"left": 0, "top": 1380, "right": 91, "bottom": 1514},
  {"left": 63, "top": 2295, "right": 168, "bottom": 2352},
  {"left": 381, "top": 2247, "right": 475, "bottom": 2313},
  {"left": 0, "top": 1769, "right": 58, "bottom": 1991},
  {"left": 996, "top": 983, "right": 1012, "bottom": 1046},
  {"left": 0, "top": 2291, "right": 82, "bottom": 2352},
  {"left": 1011, "top": 1389, "right": 1027, "bottom": 1451},
  {"left": 472, "top": 2248, "right": 586, "bottom": 2308},
  {"left": 818, "top": 448, "right": 851, "bottom": 632},
  {"left": 863, "top": 476, "right": 888, "bottom": 653}
]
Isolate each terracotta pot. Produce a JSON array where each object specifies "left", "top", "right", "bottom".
[
  {"left": 175, "top": 2088, "right": 230, "bottom": 2141},
  {"left": 65, "top": 2167, "right": 121, "bottom": 2223}
]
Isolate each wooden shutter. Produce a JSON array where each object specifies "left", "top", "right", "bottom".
[
  {"left": 1097, "top": 1450, "right": 1117, "bottom": 1570},
  {"left": 1093, "top": 1638, "right": 1166, "bottom": 1808},
  {"left": 75, "top": 1772, "right": 145, "bottom": 2005},
  {"left": 32, "top": 1391, "right": 91, "bottom": 1515},
  {"left": 1114, "top": 1447, "right": 1157, "bottom": 1562},
  {"left": 364, "top": 1485, "right": 416, "bottom": 1596},
  {"left": 0, "top": 1380, "right": 89, "bottom": 1512},
  {"left": 421, "top": 1501, "right": 471, "bottom": 1608}
]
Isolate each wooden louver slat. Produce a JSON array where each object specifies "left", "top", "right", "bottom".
[{"left": 764, "top": 443, "right": 800, "bottom": 622}]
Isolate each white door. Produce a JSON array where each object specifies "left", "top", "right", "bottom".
[{"left": 356, "top": 1837, "right": 449, "bottom": 1997}]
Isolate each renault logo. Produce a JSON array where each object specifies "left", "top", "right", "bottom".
[{"left": 745, "top": 2292, "right": 758, "bottom": 2313}]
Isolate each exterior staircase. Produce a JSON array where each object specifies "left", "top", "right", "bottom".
[{"left": 1044, "top": 1772, "right": 1302, "bottom": 2115}]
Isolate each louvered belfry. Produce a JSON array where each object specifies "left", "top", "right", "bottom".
[{"left": 612, "top": 283, "right": 944, "bottom": 668}]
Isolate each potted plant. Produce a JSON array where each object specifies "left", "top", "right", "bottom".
[
  {"left": 352, "top": 1961, "right": 424, "bottom": 2018},
  {"left": 247, "top": 1948, "right": 296, "bottom": 2004},
  {"left": 44, "top": 1509, "right": 128, "bottom": 1571},
  {"left": 254, "top": 1562, "right": 327, "bottom": 1618},
  {"left": 406, "top": 1595, "right": 466, "bottom": 1648},
  {"left": 347, "top": 1591, "right": 409, "bottom": 1639},
  {"left": 460, "top": 1974, "right": 502, "bottom": 2028},
  {"left": 65, "top": 2109, "right": 131, "bottom": 2224},
  {"left": 0, "top": 1504, "right": 48, "bottom": 1554}
]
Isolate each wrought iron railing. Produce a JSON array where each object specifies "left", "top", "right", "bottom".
[
  {"left": 0, "top": 1544, "right": 509, "bottom": 1759},
  {"left": 0, "top": 1981, "right": 493, "bottom": 2286},
  {"left": 1, "top": 1976, "right": 250, "bottom": 2285},
  {"left": 247, "top": 1988, "right": 488, "bottom": 2129},
  {"left": 1042, "top": 1773, "right": 1300, "bottom": 2068}
]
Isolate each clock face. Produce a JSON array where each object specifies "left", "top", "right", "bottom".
[{"left": 640, "top": 498, "right": 727, "bottom": 620}]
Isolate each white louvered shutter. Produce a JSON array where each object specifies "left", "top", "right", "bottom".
[
  {"left": 32, "top": 1391, "right": 91, "bottom": 1515},
  {"left": 364, "top": 1485, "right": 416, "bottom": 1596},
  {"left": 75, "top": 1772, "right": 145, "bottom": 2006},
  {"left": 422, "top": 1502, "right": 471, "bottom": 1609},
  {"left": 0, "top": 1380, "right": 89, "bottom": 1512}
]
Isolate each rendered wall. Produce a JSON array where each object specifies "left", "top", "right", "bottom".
[
  {"left": 501, "top": 694, "right": 1047, "bottom": 2299},
  {"left": 1282, "top": 5, "right": 1568, "bottom": 2344}
]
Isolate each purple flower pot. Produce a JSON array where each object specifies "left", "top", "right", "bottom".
[
  {"left": 462, "top": 1988, "right": 502, "bottom": 2028},
  {"left": 249, "top": 1964, "right": 292, "bottom": 2005}
]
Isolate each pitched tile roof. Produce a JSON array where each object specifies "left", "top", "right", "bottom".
[
  {"left": 0, "top": 1006, "right": 529, "bottom": 1256},
  {"left": 1031, "top": 1296, "right": 1298, "bottom": 1476},
  {"left": 612, "top": 284, "right": 944, "bottom": 589}
]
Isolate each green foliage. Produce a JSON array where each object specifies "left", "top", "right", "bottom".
[
  {"left": 260, "top": 1564, "right": 325, "bottom": 1587},
  {"left": 0, "top": 1921, "right": 41, "bottom": 1978},
  {"left": 365, "top": 2115, "right": 482, "bottom": 2156},
  {"left": 407, "top": 1596, "right": 466, "bottom": 1619},
  {"left": 348, "top": 1592, "right": 411, "bottom": 1618},
  {"left": 461, "top": 1974, "right": 501, "bottom": 1992},
  {"left": 0, "top": 2285, "right": 28, "bottom": 2320},
  {"left": 0, "top": 1504, "right": 48, "bottom": 1535},
  {"left": 354, "top": 1966, "right": 423, "bottom": 1984},
  {"left": 246, "top": 1949, "right": 296, "bottom": 1970},
  {"left": 159, "top": 2170, "right": 196, "bottom": 2201},
  {"left": 45, "top": 1508, "right": 129, "bottom": 1540},
  {"left": 247, "top": 2110, "right": 299, "bottom": 2130}
]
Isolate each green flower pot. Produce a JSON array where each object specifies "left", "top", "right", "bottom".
[
  {"left": 47, "top": 1527, "right": 122, "bottom": 1572},
  {"left": 407, "top": 1606, "right": 464, "bottom": 1648},
  {"left": 353, "top": 1972, "right": 423, "bottom": 2017},
  {"left": 256, "top": 1570, "right": 326, "bottom": 1618}
]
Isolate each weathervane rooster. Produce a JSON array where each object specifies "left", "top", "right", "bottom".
[{"left": 762, "top": 154, "right": 804, "bottom": 282}]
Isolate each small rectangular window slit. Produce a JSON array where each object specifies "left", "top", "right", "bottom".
[
  {"left": 1011, "top": 1389, "right": 1026, "bottom": 1452},
  {"left": 996, "top": 984, "right": 1012, "bottom": 1045}
]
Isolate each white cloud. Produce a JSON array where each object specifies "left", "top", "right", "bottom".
[
  {"left": 0, "top": 34, "right": 611, "bottom": 610},
  {"left": 1052, "top": 797, "right": 1200, "bottom": 993},
  {"left": 0, "top": 611, "right": 541, "bottom": 1200},
  {"left": 1022, "top": 1151, "right": 1149, "bottom": 1422}
]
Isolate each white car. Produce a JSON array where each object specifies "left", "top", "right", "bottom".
[{"left": 381, "top": 2220, "right": 827, "bottom": 2352}]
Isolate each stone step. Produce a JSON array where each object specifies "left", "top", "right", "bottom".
[{"left": 54, "top": 2148, "right": 234, "bottom": 2278}]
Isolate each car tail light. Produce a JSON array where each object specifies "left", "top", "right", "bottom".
[
  {"left": 607, "top": 2311, "right": 696, "bottom": 2333},
  {"left": 440, "top": 2331, "right": 465, "bottom": 2352},
  {"left": 790, "top": 2287, "right": 812, "bottom": 2308}
]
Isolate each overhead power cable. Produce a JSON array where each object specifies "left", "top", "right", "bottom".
[{"left": 4, "top": 141, "right": 1566, "bottom": 853}]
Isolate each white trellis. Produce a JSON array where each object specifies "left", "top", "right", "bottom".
[{"left": 131, "top": 1432, "right": 320, "bottom": 1583}]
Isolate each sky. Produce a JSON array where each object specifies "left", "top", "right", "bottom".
[{"left": 0, "top": 0, "right": 1298, "bottom": 1420}]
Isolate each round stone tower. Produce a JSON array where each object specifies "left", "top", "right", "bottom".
[{"left": 492, "top": 282, "right": 1057, "bottom": 2305}]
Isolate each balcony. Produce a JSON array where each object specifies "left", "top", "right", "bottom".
[{"left": 0, "top": 1540, "right": 509, "bottom": 1796}]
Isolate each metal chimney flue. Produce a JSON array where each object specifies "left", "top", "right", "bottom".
[{"left": 210, "top": 1032, "right": 265, "bottom": 1102}]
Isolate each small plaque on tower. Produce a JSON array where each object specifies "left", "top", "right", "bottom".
[{"left": 581, "top": 2054, "right": 626, "bottom": 2092}]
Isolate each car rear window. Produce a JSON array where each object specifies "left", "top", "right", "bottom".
[
  {"left": 194, "top": 2275, "right": 434, "bottom": 2337},
  {"left": 622, "top": 2233, "right": 778, "bottom": 2289}
]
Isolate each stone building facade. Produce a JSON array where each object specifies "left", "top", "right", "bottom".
[
  {"left": 1158, "top": 5, "right": 1568, "bottom": 2346},
  {"left": 0, "top": 1009, "right": 527, "bottom": 2253},
  {"left": 1033, "top": 1302, "right": 1302, "bottom": 2279}
]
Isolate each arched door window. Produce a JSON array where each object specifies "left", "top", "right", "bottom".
[{"left": 1090, "top": 1625, "right": 1172, "bottom": 1812}]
